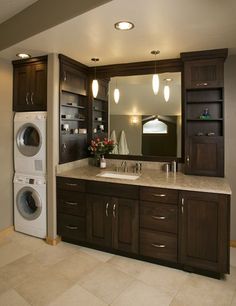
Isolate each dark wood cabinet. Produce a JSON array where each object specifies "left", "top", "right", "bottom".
[
  {"left": 13, "top": 56, "right": 47, "bottom": 111},
  {"left": 179, "top": 191, "right": 230, "bottom": 274},
  {"left": 86, "top": 183, "right": 139, "bottom": 254},
  {"left": 181, "top": 49, "right": 227, "bottom": 177}
]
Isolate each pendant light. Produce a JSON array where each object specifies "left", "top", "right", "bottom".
[
  {"left": 91, "top": 58, "right": 99, "bottom": 98},
  {"left": 151, "top": 50, "right": 160, "bottom": 95},
  {"left": 163, "top": 78, "right": 172, "bottom": 102},
  {"left": 114, "top": 80, "right": 120, "bottom": 104}
]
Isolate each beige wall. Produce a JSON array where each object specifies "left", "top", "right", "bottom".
[
  {"left": 225, "top": 55, "right": 236, "bottom": 240},
  {"left": 0, "top": 59, "right": 13, "bottom": 231}
]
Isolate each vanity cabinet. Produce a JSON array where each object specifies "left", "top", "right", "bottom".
[
  {"left": 139, "top": 187, "right": 178, "bottom": 263},
  {"left": 179, "top": 191, "right": 230, "bottom": 274},
  {"left": 87, "top": 182, "right": 139, "bottom": 254},
  {"left": 13, "top": 56, "right": 48, "bottom": 111}
]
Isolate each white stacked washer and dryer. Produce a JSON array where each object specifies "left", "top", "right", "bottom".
[{"left": 13, "top": 112, "right": 47, "bottom": 238}]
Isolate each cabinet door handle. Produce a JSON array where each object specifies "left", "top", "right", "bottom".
[
  {"left": 151, "top": 243, "right": 166, "bottom": 248},
  {"left": 65, "top": 201, "right": 78, "bottom": 206},
  {"left": 30, "top": 92, "right": 34, "bottom": 104},
  {"left": 181, "top": 197, "right": 184, "bottom": 214},
  {"left": 25, "top": 92, "right": 30, "bottom": 104},
  {"left": 152, "top": 216, "right": 166, "bottom": 220},
  {"left": 65, "top": 183, "right": 77, "bottom": 186},
  {"left": 65, "top": 225, "right": 78, "bottom": 230},
  {"left": 113, "top": 203, "right": 116, "bottom": 218},
  {"left": 152, "top": 193, "right": 166, "bottom": 197},
  {"left": 186, "top": 156, "right": 190, "bottom": 166},
  {"left": 64, "top": 71, "right": 67, "bottom": 81},
  {"left": 105, "top": 202, "right": 109, "bottom": 217},
  {"left": 62, "top": 143, "right": 67, "bottom": 152}
]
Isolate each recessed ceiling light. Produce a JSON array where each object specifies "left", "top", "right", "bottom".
[
  {"left": 114, "top": 21, "right": 134, "bottom": 31},
  {"left": 16, "top": 53, "right": 31, "bottom": 59}
]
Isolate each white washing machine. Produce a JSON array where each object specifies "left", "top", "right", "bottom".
[
  {"left": 14, "top": 173, "right": 47, "bottom": 238},
  {"left": 14, "top": 112, "right": 47, "bottom": 175}
]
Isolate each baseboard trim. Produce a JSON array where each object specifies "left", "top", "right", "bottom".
[
  {"left": 0, "top": 226, "right": 14, "bottom": 239},
  {"left": 46, "top": 236, "right": 61, "bottom": 246},
  {"left": 230, "top": 240, "right": 236, "bottom": 248}
]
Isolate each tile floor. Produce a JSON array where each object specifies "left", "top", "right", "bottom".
[{"left": 0, "top": 231, "right": 236, "bottom": 306}]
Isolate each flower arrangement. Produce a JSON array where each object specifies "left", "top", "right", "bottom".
[{"left": 88, "top": 137, "right": 116, "bottom": 159}]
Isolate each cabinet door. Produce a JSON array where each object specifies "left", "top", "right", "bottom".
[
  {"left": 184, "top": 59, "right": 224, "bottom": 89},
  {"left": 112, "top": 197, "right": 139, "bottom": 254},
  {"left": 61, "top": 64, "right": 87, "bottom": 95},
  {"left": 179, "top": 191, "right": 229, "bottom": 273},
  {"left": 60, "top": 134, "right": 88, "bottom": 164},
  {"left": 13, "top": 65, "right": 31, "bottom": 111},
  {"left": 30, "top": 63, "right": 47, "bottom": 110},
  {"left": 185, "top": 136, "right": 224, "bottom": 177},
  {"left": 87, "top": 194, "right": 112, "bottom": 248}
]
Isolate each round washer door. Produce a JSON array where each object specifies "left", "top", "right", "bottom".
[
  {"left": 16, "top": 123, "right": 42, "bottom": 157},
  {"left": 16, "top": 187, "right": 42, "bottom": 220}
]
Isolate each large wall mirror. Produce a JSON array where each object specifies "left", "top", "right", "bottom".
[{"left": 108, "top": 72, "right": 182, "bottom": 160}]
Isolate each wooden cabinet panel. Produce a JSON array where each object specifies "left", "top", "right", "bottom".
[
  {"left": 57, "top": 213, "right": 86, "bottom": 241},
  {"left": 57, "top": 191, "right": 86, "bottom": 217},
  {"left": 57, "top": 177, "right": 86, "bottom": 192},
  {"left": 30, "top": 63, "right": 47, "bottom": 110},
  {"left": 87, "top": 194, "right": 112, "bottom": 247},
  {"left": 113, "top": 197, "right": 139, "bottom": 254},
  {"left": 61, "top": 63, "right": 87, "bottom": 96},
  {"left": 140, "top": 201, "right": 177, "bottom": 234},
  {"left": 13, "top": 65, "right": 31, "bottom": 111},
  {"left": 140, "top": 229, "right": 177, "bottom": 263},
  {"left": 179, "top": 191, "right": 230, "bottom": 273},
  {"left": 140, "top": 187, "right": 178, "bottom": 204},
  {"left": 185, "top": 136, "right": 224, "bottom": 177}
]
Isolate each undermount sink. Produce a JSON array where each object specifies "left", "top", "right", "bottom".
[{"left": 96, "top": 171, "right": 140, "bottom": 180}]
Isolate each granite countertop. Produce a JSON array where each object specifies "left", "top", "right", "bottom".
[{"left": 57, "top": 165, "right": 231, "bottom": 195}]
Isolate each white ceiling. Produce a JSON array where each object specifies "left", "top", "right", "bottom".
[
  {"left": 109, "top": 72, "right": 181, "bottom": 116},
  {"left": 0, "top": 0, "right": 236, "bottom": 63},
  {"left": 0, "top": 0, "right": 38, "bottom": 24}
]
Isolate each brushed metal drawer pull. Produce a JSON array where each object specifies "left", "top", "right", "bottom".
[
  {"left": 66, "top": 225, "right": 78, "bottom": 230},
  {"left": 152, "top": 193, "right": 166, "bottom": 197},
  {"left": 65, "top": 183, "right": 77, "bottom": 186},
  {"left": 113, "top": 203, "right": 116, "bottom": 218},
  {"left": 105, "top": 202, "right": 109, "bottom": 217},
  {"left": 65, "top": 201, "right": 78, "bottom": 206},
  {"left": 152, "top": 216, "right": 166, "bottom": 220},
  {"left": 151, "top": 243, "right": 166, "bottom": 248}
]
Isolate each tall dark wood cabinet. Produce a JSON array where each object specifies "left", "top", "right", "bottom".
[
  {"left": 179, "top": 191, "right": 230, "bottom": 274},
  {"left": 13, "top": 56, "right": 47, "bottom": 111},
  {"left": 59, "top": 55, "right": 89, "bottom": 164},
  {"left": 181, "top": 49, "right": 228, "bottom": 177}
]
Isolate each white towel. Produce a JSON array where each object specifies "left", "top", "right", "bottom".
[
  {"left": 118, "top": 130, "right": 129, "bottom": 155},
  {"left": 110, "top": 130, "right": 119, "bottom": 154}
]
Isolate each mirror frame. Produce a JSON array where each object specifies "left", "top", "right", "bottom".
[{"left": 90, "top": 58, "right": 184, "bottom": 162}]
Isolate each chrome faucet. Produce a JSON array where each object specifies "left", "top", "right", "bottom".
[
  {"left": 121, "top": 161, "right": 128, "bottom": 172},
  {"left": 135, "top": 162, "right": 142, "bottom": 174}
]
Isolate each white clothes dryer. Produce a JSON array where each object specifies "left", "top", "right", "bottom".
[
  {"left": 14, "top": 112, "right": 47, "bottom": 175},
  {"left": 14, "top": 173, "right": 47, "bottom": 238}
]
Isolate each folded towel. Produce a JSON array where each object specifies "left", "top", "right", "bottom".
[
  {"left": 110, "top": 130, "right": 119, "bottom": 154},
  {"left": 118, "top": 130, "right": 129, "bottom": 155}
]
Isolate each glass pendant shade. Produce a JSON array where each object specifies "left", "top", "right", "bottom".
[
  {"left": 152, "top": 74, "right": 160, "bottom": 95},
  {"left": 164, "top": 85, "right": 170, "bottom": 102},
  {"left": 92, "top": 79, "right": 99, "bottom": 98},
  {"left": 114, "top": 88, "right": 120, "bottom": 104}
]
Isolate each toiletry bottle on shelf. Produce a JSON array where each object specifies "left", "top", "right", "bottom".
[{"left": 100, "top": 155, "right": 106, "bottom": 169}]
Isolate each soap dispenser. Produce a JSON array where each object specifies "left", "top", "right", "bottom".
[{"left": 100, "top": 155, "right": 106, "bottom": 169}]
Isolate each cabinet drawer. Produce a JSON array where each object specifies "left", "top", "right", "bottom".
[
  {"left": 57, "top": 213, "right": 85, "bottom": 241},
  {"left": 140, "top": 202, "right": 177, "bottom": 234},
  {"left": 140, "top": 229, "right": 177, "bottom": 263},
  {"left": 57, "top": 191, "right": 86, "bottom": 217},
  {"left": 57, "top": 177, "right": 85, "bottom": 192},
  {"left": 140, "top": 187, "right": 178, "bottom": 204},
  {"left": 87, "top": 181, "right": 139, "bottom": 199}
]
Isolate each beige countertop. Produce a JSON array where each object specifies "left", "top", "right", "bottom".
[{"left": 57, "top": 165, "right": 231, "bottom": 195}]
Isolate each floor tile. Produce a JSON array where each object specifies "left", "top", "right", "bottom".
[
  {"left": 137, "top": 263, "right": 189, "bottom": 295},
  {"left": 0, "top": 289, "right": 30, "bottom": 306},
  {"left": 170, "top": 273, "right": 235, "bottom": 306},
  {"left": 79, "top": 246, "right": 114, "bottom": 262},
  {"left": 0, "top": 279, "right": 10, "bottom": 295},
  {"left": 78, "top": 262, "right": 134, "bottom": 304},
  {"left": 231, "top": 291, "right": 236, "bottom": 306},
  {"left": 230, "top": 248, "right": 236, "bottom": 267},
  {"left": 111, "top": 280, "right": 173, "bottom": 306},
  {"left": 50, "top": 250, "right": 102, "bottom": 282},
  {"left": 0, "top": 241, "right": 29, "bottom": 268},
  {"left": 10, "top": 232, "right": 46, "bottom": 252},
  {"left": 15, "top": 270, "right": 73, "bottom": 306},
  {"left": 48, "top": 284, "right": 108, "bottom": 306}
]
